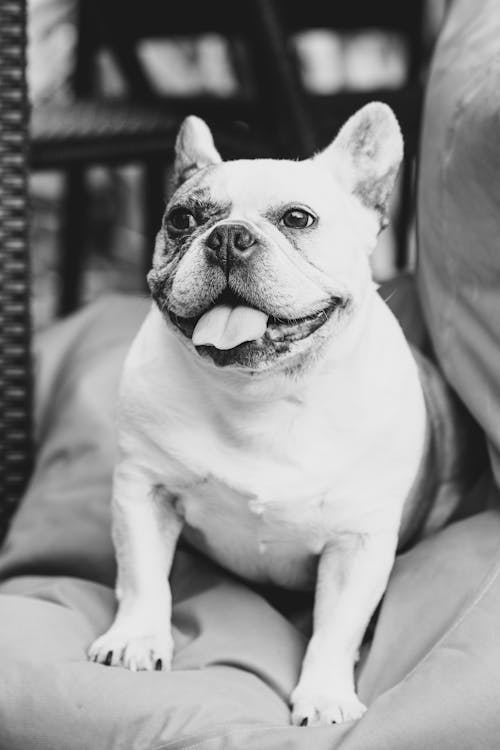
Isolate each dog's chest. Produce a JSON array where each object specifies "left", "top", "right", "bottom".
[
  {"left": 157, "top": 378, "right": 417, "bottom": 589},
  {"left": 168, "top": 410, "right": 376, "bottom": 590},
  {"left": 177, "top": 472, "right": 332, "bottom": 589}
]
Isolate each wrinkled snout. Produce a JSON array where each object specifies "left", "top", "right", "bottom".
[{"left": 205, "top": 222, "right": 257, "bottom": 272}]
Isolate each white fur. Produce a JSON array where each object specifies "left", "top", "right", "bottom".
[{"left": 89, "top": 104, "right": 427, "bottom": 727}]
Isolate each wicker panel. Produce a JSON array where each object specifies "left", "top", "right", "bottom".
[{"left": 0, "top": 0, "right": 33, "bottom": 539}]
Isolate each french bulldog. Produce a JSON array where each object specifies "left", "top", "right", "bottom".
[{"left": 89, "top": 103, "right": 429, "bottom": 726}]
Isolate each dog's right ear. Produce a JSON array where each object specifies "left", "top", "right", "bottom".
[{"left": 173, "top": 116, "right": 222, "bottom": 187}]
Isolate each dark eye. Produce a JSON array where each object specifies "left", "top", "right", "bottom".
[
  {"left": 281, "top": 208, "right": 315, "bottom": 229},
  {"left": 166, "top": 208, "right": 196, "bottom": 232}
]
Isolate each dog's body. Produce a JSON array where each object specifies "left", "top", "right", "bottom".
[
  {"left": 89, "top": 104, "right": 431, "bottom": 725},
  {"left": 119, "top": 289, "right": 425, "bottom": 591}
]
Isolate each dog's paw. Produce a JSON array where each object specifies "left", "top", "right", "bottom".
[
  {"left": 88, "top": 627, "right": 174, "bottom": 672},
  {"left": 290, "top": 683, "right": 367, "bottom": 726}
]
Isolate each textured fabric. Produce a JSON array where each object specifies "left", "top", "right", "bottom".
[
  {"left": 0, "top": 289, "right": 497, "bottom": 750},
  {"left": 417, "top": 0, "right": 500, "bottom": 489}
]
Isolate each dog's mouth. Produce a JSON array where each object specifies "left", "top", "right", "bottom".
[{"left": 167, "top": 288, "right": 344, "bottom": 361}]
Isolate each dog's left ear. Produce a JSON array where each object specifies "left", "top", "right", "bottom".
[
  {"left": 314, "top": 102, "right": 403, "bottom": 227},
  {"left": 173, "top": 116, "right": 222, "bottom": 187}
]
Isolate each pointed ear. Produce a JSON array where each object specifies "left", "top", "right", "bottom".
[
  {"left": 314, "top": 102, "right": 403, "bottom": 226},
  {"left": 173, "top": 116, "right": 222, "bottom": 187}
]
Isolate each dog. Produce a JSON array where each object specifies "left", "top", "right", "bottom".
[{"left": 89, "top": 103, "right": 431, "bottom": 726}]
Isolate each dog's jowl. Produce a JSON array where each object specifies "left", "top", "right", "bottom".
[{"left": 89, "top": 104, "right": 429, "bottom": 726}]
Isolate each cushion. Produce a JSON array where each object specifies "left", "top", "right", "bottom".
[{"left": 417, "top": 0, "right": 500, "bottom": 488}]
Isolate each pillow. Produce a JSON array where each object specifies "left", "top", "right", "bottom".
[
  {"left": 0, "top": 295, "right": 149, "bottom": 586},
  {"left": 417, "top": 0, "right": 500, "bottom": 490}
]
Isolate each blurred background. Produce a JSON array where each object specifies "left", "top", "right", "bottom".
[{"left": 28, "top": 0, "right": 448, "bottom": 330}]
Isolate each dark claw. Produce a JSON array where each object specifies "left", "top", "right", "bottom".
[
  {"left": 104, "top": 651, "right": 113, "bottom": 666},
  {"left": 155, "top": 659, "right": 162, "bottom": 671},
  {"left": 300, "top": 718, "right": 308, "bottom": 727}
]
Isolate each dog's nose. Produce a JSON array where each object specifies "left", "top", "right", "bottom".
[{"left": 205, "top": 223, "right": 256, "bottom": 268}]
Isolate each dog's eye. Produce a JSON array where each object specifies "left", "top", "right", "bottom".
[
  {"left": 166, "top": 208, "right": 196, "bottom": 231},
  {"left": 281, "top": 208, "right": 315, "bottom": 229}
]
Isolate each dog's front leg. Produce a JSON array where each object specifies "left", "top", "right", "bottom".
[
  {"left": 88, "top": 461, "right": 182, "bottom": 671},
  {"left": 291, "top": 530, "right": 398, "bottom": 726}
]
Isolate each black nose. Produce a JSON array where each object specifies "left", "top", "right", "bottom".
[{"left": 205, "top": 223, "right": 256, "bottom": 269}]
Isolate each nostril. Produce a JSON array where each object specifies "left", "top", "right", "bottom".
[
  {"left": 233, "top": 227, "right": 256, "bottom": 252},
  {"left": 206, "top": 226, "right": 224, "bottom": 251}
]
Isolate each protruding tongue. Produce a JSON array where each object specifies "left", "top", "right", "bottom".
[{"left": 192, "top": 305, "right": 268, "bottom": 350}]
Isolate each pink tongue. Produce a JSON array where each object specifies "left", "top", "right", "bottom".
[{"left": 192, "top": 305, "right": 269, "bottom": 350}]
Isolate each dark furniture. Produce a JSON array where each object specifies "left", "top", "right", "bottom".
[{"left": 30, "top": 0, "right": 427, "bottom": 316}]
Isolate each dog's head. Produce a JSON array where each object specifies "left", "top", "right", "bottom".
[{"left": 148, "top": 103, "right": 403, "bottom": 374}]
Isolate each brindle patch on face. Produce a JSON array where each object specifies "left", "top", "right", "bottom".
[
  {"left": 148, "top": 192, "right": 232, "bottom": 313},
  {"left": 165, "top": 189, "right": 232, "bottom": 231}
]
